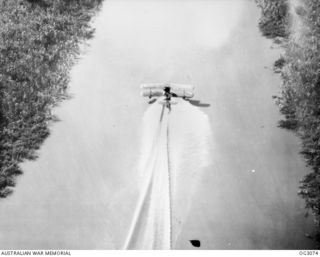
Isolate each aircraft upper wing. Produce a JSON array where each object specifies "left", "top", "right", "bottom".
[
  {"left": 140, "top": 83, "right": 167, "bottom": 89},
  {"left": 171, "top": 84, "right": 194, "bottom": 98},
  {"left": 141, "top": 83, "right": 194, "bottom": 90},
  {"left": 170, "top": 83, "right": 194, "bottom": 91}
]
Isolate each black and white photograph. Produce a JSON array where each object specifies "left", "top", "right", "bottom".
[{"left": 0, "top": 0, "right": 320, "bottom": 253}]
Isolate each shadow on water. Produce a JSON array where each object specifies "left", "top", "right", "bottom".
[{"left": 184, "top": 99, "right": 211, "bottom": 108}]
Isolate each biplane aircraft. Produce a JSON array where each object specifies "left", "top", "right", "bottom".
[{"left": 141, "top": 83, "right": 195, "bottom": 109}]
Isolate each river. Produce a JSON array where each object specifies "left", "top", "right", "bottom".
[{"left": 0, "top": 0, "right": 316, "bottom": 249}]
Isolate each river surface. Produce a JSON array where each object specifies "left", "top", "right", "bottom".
[{"left": 0, "top": 0, "right": 316, "bottom": 249}]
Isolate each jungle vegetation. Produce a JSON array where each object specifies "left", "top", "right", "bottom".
[
  {"left": 0, "top": 0, "right": 103, "bottom": 198},
  {"left": 256, "top": 0, "right": 320, "bottom": 245}
]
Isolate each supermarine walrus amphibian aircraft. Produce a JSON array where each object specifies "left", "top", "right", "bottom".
[{"left": 141, "top": 83, "right": 195, "bottom": 110}]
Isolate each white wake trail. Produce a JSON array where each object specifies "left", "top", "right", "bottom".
[
  {"left": 124, "top": 99, "right": 211, "bottom": 249},
  {"left": 124, "top": 102, "right": 171, "bottom": 249}
]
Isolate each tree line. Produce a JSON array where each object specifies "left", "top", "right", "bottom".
[
  {"left": 0, "top": 0, "right": 103, "bottom": 197},
  {"left": 256, "top": 0, "right": 320, "bottom": 245}
]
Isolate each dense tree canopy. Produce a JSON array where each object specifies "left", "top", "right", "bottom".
[
  {"left": 0, "top": 0, "right": 103, "bottom": 197},
  {"left": 255, "top": 0, "right": 289, "bottom": 39},
  {"left": 257, "top": 0, "right": 320, "bottom": 245}
]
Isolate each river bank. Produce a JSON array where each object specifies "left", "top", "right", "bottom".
[
  {"left": 0, "top": 0, "right": 102, "bottom": 198},
  {"left": 256, "top": 0, "right": 320, "bottom": 245}
]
